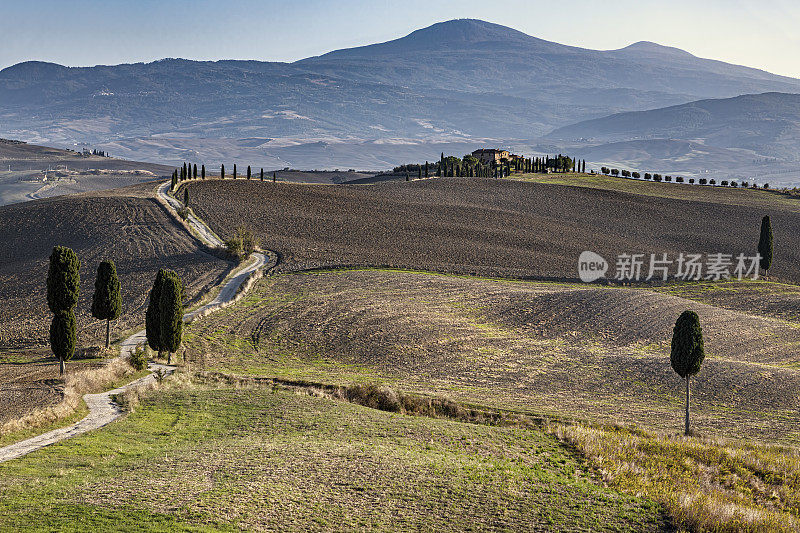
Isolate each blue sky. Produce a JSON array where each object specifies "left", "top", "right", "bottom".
[{"left": 3, "top": 0, "right": 800, "bottom": 77}]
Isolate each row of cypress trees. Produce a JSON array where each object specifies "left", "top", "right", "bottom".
[
  {"left": 47, "top": 248, "right": 122, "bottom": 375},
  {"left": 172, "top": 162, "right": 278, "bottom": 190}
]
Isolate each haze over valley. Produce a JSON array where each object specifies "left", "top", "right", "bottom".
[{"left": 3, "top": 19, "right": 800, "bottom": 183}]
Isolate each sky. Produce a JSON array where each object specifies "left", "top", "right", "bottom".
[{"left": 2, "top": 0, "right": 800, "bottom": 78}]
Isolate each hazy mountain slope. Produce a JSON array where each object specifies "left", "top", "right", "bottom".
[
  {"left": 549, "top": 92, "right": 800, "bottom": 159},
  {"left": 2, "top": 19, "right": 800, "bottom": 160},
  {"left": 297, "top": 19, "right": 800, "bottom": 100}
]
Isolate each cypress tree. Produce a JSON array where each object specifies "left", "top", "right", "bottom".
[
  {"left": 425, "top": 161, "right": 429, "bottom": 178},
  {"left": 670, "top": 310, "right": 705, "bottom": 436},
  {"left": 260, "top": 168, "right": 264, "bottom": 181},
  {"left": 221, "top": 164, "right": 225, "bottom": 179},
  {"left": 273, "top": 171, "right": 277, "bottom": 183},
  {"left": 247, "top": 165, "right": 251, "bottom": 180},
  {"left": 193, "top": 164, "right": 197, "bottom": 179},
  {"left": 418, "top": 166, "right": 422, "bottom": 179},
  {"left": 184, "top": 187, "right": 189, "bottom": 207},
  {"left": 758, "top": 215, "right": 773, "bottom": 275},
  {"left": 233, "top": 164, "right": 237, "bottom": 179},
  {"left": 582, "top": 160, "right": 586, "bottom": 173},
  {"left": 159, "top": 271, "right": 184, "bottom": 365},
  {"left": 172, "top": 170, "right": 178, "bottom": 190},
  {"left": 201, "top": 164, "right": 205, "bottom": 179},
  {"left": 91, "top": 260, "right": 122, "bottom": 349},
  {"left": 50, "top": 311, "right": 76, "bottom": 377},
  {"left": 183, "top": 162, "right": 187, "bottom": 180},
  {"left": 47, "top": 246, "right": 80, "bottom": 375},
  {"left": 48, "top": 246, "right": 80, "bottom": 314},
  {"left": 146, "top": 269, "right": 167, "bottom": 356}
]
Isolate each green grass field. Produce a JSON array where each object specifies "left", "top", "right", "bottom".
[
  {"left": 0, "top": 385, "right": 667, "bottom": 531},
  {"left": 511, "top": 172, "right": 800, "bottom": 212}
]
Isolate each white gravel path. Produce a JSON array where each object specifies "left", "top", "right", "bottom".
[{"left": 0, "top": 180, "right": 273, "bottom": 464}]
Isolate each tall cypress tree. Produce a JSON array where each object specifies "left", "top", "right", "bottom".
[
  {"left": 273, "top": 171, "right": 277, "bottom": 183},
  {"left": 260, "top": 168, "right": 264, "bottom": 181},
  {"left": 50, "top": 311, "right": 76, "bottom": 377},
  {"left": 184, "top": 187, "right": 189, "bottom": 207},
  {"left": 221, "top": 164, "right": 225, "bottom": 179},
  {"left": 47, "top": 246, "right": 80, "bottom": 375},
  {"left": 425, "top": 161, "right": 429, "bottom": 178},
  {"left": 233, "top": 164, "right": 237, "bottom": 179},
  {"left": 670, "top": 310, "right": 705, "bottom": 436},
  {"left": 758, "top": 215, "right": 773, "bottom": 275},
  {"left": 159, "top": 271, "right": 184, "bottom": 364},
  {"left": 201, "top": 164, "right": 205, "bottom": 179},
  {"left": 247, "top": 165, "right": 251, "bottom": 180},
  {"left": 146, "top": 269, "right": 167, "bottom": 356},
  {"left": 183, "top": 162, "right": 187, "bottom": 181},
  {"left": 418, "top": 166, "right": 422, "bottom": 179},
  {"left": 91, "top": 260, "right": 122, "bottom": 349},
  {"left": 193, "top": 164, "right": 197, "bottom": 179}
]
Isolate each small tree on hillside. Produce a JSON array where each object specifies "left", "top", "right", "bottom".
[
  {"left": 670, "top": 310, "right": 705, "bottom": 436},
  {"left": 247, "top": 165, "right": 251, "bottom": 180},
  {"left": 233, "top": 164, "right": 237, "bottom": 179},
  {"left": 260, "top": 168, "right": 264, "bottom": 181},
  {"left": 145, "top": 269, "right": 167, "bottom": 358},
  {"left": 273, "top": 171, "right": 277, "bottom": 183},
  {"left": 183, "top": 187, "right": 189, "bottom": 207},
  {"left": 91, "top": 260, "right": 122, "bottom": 349},
  {"left": 201, "top": 165, "right": 205, "bottom": 179},
  {"left": 221, "top": 164, "right": 225, "bottom": 179},
  {"left": 47, "top": 246, "right": 80, "bottom": 375},
  {"left": 159, "top": 271, "right": 184, "bottom": 365},
  {"left": 759, "top": 215, "right": 773, "bottom": 276}
]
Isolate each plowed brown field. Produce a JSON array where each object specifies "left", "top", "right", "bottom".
[{"left": 186, "top": 177, "right": 800, "bottom": 282}]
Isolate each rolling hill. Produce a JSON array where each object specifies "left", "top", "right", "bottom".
[
  {"left": 2, "top": 19, "right": 800, "bottom": 169},
  {"left": 0, "top": 138, "right": 173, "bottom": 205},
  {"left": 549, "top": 92, "right": 800, "bottom": 159}
]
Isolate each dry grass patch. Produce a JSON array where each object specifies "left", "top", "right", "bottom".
[{"left": 550, "top": 423, "right": 800, "bottom": 532}]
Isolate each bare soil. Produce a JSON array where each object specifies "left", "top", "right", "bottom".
[
  {"left": 186, "top": 178, "right": 800, "bottom": 283},
  {"left": 185, "top": 270, "right": 800, "bottom": 443},
  {"left": 0, "top": 183, "right": 230, "bottom": 350}
]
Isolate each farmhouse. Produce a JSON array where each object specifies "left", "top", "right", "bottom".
[{"left": 472, "top": 148, "right": 509, "bottom": 164}]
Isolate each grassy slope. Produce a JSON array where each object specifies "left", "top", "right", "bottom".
[
  {"left": 183, "top": 270, "right": 800, "bottom": 443},
  {"left": 0, "top": 386, "right": 666, "bottom": 532},
  {"left": 514, "top": 172, "right": 800, "bottom": 212}
]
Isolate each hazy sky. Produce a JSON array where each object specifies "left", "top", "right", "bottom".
[{"left": 3, "top": 0, "right": 800, "bottom": 77}]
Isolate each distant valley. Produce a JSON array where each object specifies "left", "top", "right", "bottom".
[{"left": 2, "top": 19, "right": 800, "bottom": 183}]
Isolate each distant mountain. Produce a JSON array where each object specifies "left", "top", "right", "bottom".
[
  {"left": 548, "top": 92, "right": 800, "bottom": 159},
  {"left": 1, "top": 19, "right": 800, "bottom": 169}
]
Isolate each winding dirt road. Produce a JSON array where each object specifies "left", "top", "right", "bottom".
[{"left": 0, "top": 181, "right": 273, "bottom": 464}]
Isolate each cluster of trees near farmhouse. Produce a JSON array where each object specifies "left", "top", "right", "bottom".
[
  {"left": 599, "top": 167, "right": 770, "bottom": 189},
  {"left": 46, "top": 246, "right": 185, "bottom": 375},
  {"left": 393, "top": 153, "right": 586, "bottom": 180}
]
